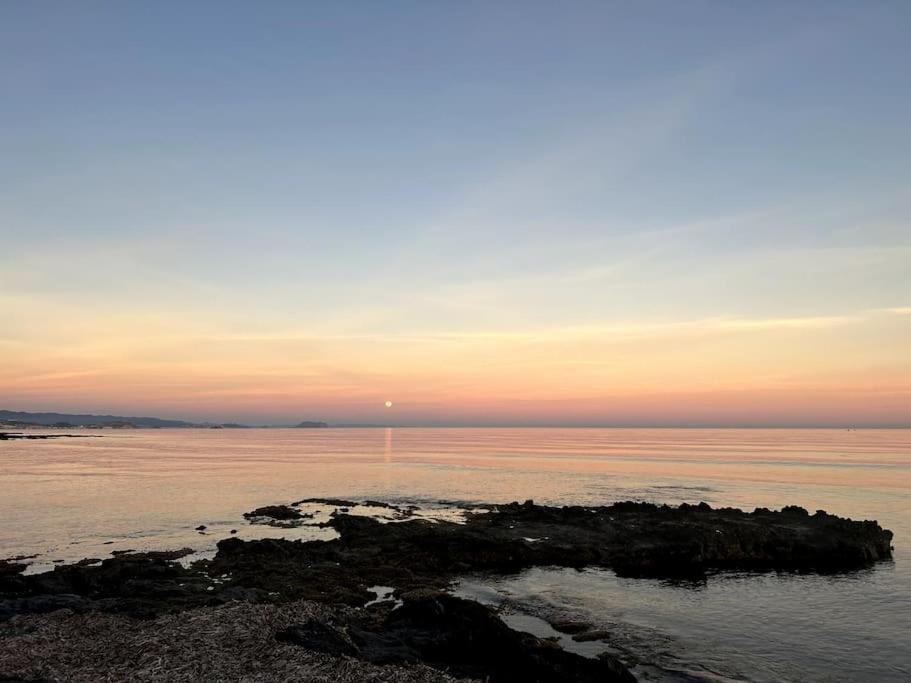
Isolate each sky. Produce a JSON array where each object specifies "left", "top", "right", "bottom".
[{"left": 1, "top": 1, "right": 910, "bottom": 426}]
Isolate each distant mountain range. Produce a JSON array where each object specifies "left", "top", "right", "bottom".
[
  {"left": 0, "top": 410, "right": 328, "bottom": 429},
  {"left": 0, "top": 410, "right": 197, "bottom": 428}
]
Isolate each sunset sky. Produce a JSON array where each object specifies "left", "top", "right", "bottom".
[{"left": 2, "top": 2, "right": 909, "bottom": 426}]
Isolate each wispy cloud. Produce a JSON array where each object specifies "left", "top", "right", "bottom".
[{"left": 200, "top": 312, "right": 861, "bottom": 346}]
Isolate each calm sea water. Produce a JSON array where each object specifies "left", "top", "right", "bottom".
[{"left": 1, "top": 428, "right": 909, "bottom": 681}]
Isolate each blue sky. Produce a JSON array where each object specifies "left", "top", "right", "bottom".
[{"left": 1, "top": 2, "right": 909, "bottom": 425}]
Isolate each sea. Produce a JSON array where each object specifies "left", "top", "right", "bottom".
[{"left": 1, "top": 428, "right": 908, "bottom": 681}]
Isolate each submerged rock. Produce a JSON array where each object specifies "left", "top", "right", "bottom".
[
  {"left": 549, "top": 619, "right": 592, "bottom": 634},
  {"left": 572, "top": 629, "right": 613, "bottom": 642}
]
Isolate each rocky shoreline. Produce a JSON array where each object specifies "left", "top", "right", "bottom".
[{"left": 0, "top": 499, "right": 894, "bottom": 682}]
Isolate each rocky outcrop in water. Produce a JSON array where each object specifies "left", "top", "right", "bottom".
[
  {"left": 0, "top": 499, "right": 894, "bottom": 681},
  {"left": 1, "top": 500, "right": 892, "bottom": 620},
  {"left": 243, "top": 505, "right": 304, "bottom": 521}
]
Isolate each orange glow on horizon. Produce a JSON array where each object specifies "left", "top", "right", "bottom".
[{"left": 1, "top": 307, "right": 908, "bottom": 426}]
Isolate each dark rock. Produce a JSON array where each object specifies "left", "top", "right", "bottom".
[
  {"left": 292, "top": 497, "right": 359, "bottom": 508},
  {"left": 0, "top": 594, "right": 98, "bottom": 620},
  {"left": 264, "top": 517, "right": 311, "bottom": 528},
  {"left": 0, "top": 501, "right": 893, "bottom": 626},
  {"left": 243, "top": 505, "right": 302, "bottom": 521},
  {"left": 0, "top": 498, "right": 896, "bottom": 683},
  {"left": 276, "top": 619, "right": 357, "bottom": 656},
  {"left": 203, "top": 499, "right": 895, "bottom": 612},
  {"left": 782, "top": 505, "right": 809, "bottom": 516},
  {"left": 215, "top": 586, "right": 268, "bottom": 603},
  {"left": 195, "top": 525, "right": 207, "bottom": 531},
  {"left": 145, "top": 549, "right": 195, "bottom": 561},
  {"left": 0, "top": 548, "right": 200, "bottom": 620},
  {"left": 549, "top": 619, "right": 592, "bottom": 634},
  {"left": 0, "top": 562, "right": 27, "bottom": 578},
  {"left": 572, "top": 629, "right": 613, "bottom": 642},
  {"left": 281, "top": 593, "right": 635, "bottom": 683},
  {"left": 209, "top": 537, "right": 375, "bottom": 605}
]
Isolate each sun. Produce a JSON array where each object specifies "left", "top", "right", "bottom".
[{"left": 384, "top": 400, "right": 393, "bottom": 408}]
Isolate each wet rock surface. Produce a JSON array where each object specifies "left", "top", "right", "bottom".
[
  {"left": 463, "top": 500, "right": 895, "bottom": 578},
  {"left": 549, "top": 619, "right": 592, "bottom": 635},
  {"left": 0, "top": 549, "right": 199, "bottom": 620},
  {"left": 0, "top": 499, "right": 895, "bottom": 681},
  {"left": 279, "top": 591, "right": 635, "bottom": 682},
  {"left": 220, "top": 499, "right": 893, "bottom": 596},
  {"left": 1, "top": 500, "right": 893, "bottom": 618},
  {"left": 243, "top": 504, "right": 304, "bottom": 520}
]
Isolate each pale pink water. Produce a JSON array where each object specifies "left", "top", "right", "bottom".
[{"left": 2, "top": 428, "right": 909, "bottom": 681}]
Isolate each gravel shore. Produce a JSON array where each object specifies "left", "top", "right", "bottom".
[{"left": 0, "top": 600, "right": 462, "bottom": 683}]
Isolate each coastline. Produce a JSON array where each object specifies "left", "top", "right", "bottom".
[{"left": 0, "top": 498, "right": 893, "bottom": 682}]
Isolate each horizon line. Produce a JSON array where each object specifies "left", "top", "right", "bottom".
[{"left": 3, "top": 408, "right": 908, "bottom": 430}]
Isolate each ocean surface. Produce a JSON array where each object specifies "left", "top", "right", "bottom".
[{"left": 1, "top": 428, "right": 909, "bottom": 681}]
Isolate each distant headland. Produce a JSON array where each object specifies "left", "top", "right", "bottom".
[{"left": 0, "top": 410, "right": 328, "bottom": 430}]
